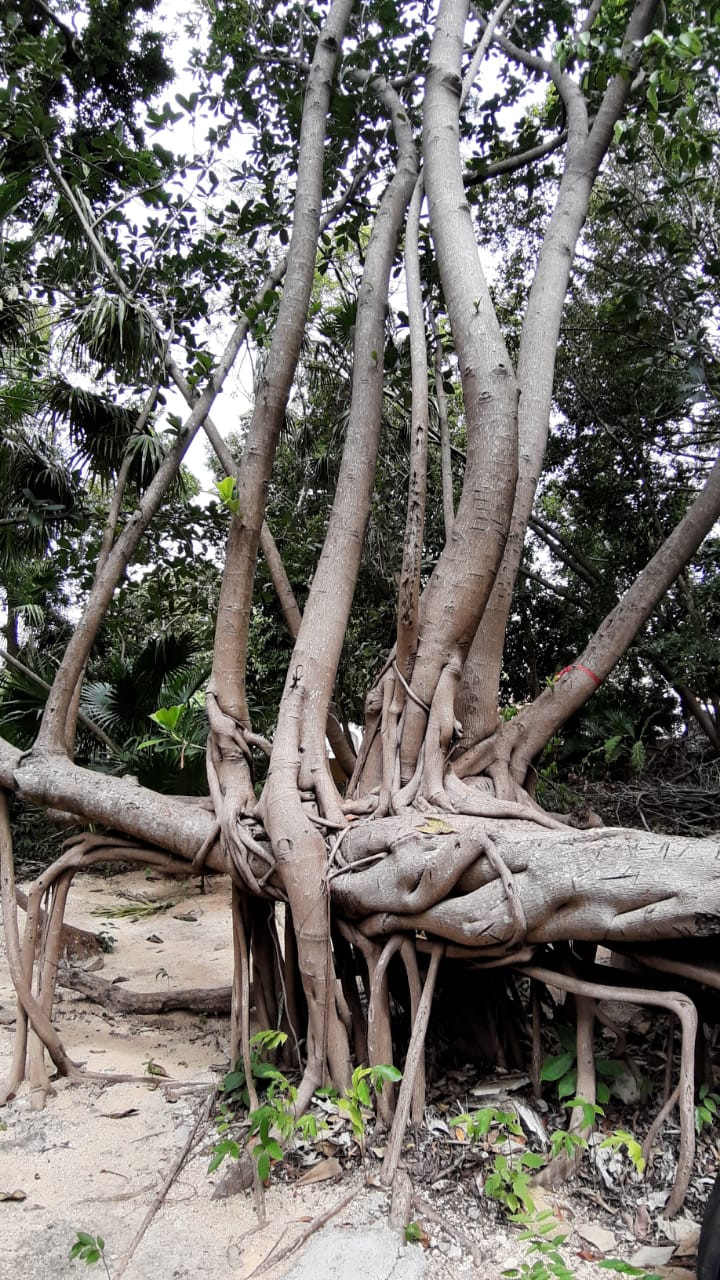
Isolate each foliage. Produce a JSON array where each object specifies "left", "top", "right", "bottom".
[
  {"left": 336, "top": 1063, "right": 403, "bottom": 1149},
  {"left": 503, "top": 1211, "right": 662, "bottom": 1280},
  {"left": 695, "top": 1083, "right": 720, "bottom": 1134},
  {"left": 540, "top": 1027, "right": 629, "bottom": 1105},
  {"left": 209, "top": 1031, "right": 304, "bottom": 1182},
  {"left": 209, "top": 1035, "right": 401, "bottom": 1179},
  {"left": 69, "top": 1231, "right": 110, "bottom": 1278}
]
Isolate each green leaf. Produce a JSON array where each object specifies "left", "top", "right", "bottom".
[
  {"left": 215, "top": 476, "right": 241, "bottom": 516},
  {"left": 557, "top": 1069, "right": 578, "bottom": 1100},
  {"left": 149, "top": 704, "right": 184, "bottom": 731},
  {"left": 540, "top": 1051, "right": 576, "bottom": 1082},
  {"left": 371, "top": 1064, "right": 402, "bottom": 1089}
]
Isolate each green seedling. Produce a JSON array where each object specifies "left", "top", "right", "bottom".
[
  {"left": 549, "top": 1095, "right": 604, "bottom": 1159},
  {"left": 70, "top": 1231, "right": 110, "bottom": 1278},
  {"left": 503, "top": 1210, "right": 573, "bottom": 1280},
  {"left": 455, "top": 1105, "right": 523, "bottom": 1141},
  {"left": 208, "top": 1031, "right": 330, "bottom": 1182},
  {"left": 696, "top": 1083, "right": 720, "bottom": 1133},
  {"left": 337, "top": 1063, "right": 402, "bottom": 1148},
  {"left": 485, "top": 1150, "right": 545, "bottom": 1214},
  {"left": 504, "top": 1211, "right": 662, "bottom": 1280},
  {"left": 598, "top": 1129, "right": 645, "bottom": 1176}
]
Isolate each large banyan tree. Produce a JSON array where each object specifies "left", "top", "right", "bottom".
[{"left": 1, "top": 0, "right": 719, "bottom": 1215}]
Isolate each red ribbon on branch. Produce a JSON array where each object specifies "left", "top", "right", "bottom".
[{"left": 555, "top": 663, "right": 602, "bottom": 687}]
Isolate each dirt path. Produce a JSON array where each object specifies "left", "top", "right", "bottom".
[{"left": 0, "top": 869, "right": 701, "bottom": 1279}]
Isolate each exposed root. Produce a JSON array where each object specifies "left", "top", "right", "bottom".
[
  {"left": 1, "top": 822, "right": 202, "bottom": 1105},
  {"left": 412, "top": 1192, "right": 485, "bottom": 1268},
  {"left": 381, "top": 940, "right": 444, "bottom": 1186},
  {"left": 443, "top": 773, "right": 566, "bottom": 828},
  {"left": 517, "top": 963, "right": 697, "bottom": 1216}
]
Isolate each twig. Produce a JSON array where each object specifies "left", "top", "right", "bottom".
[
  {"left": 412, "top": 1193, "right": 484, "bottom": 1268},
  {"left": 113, "top": 1089, "right": 216, "bottom": 1279},
  {"left": 244, "top": 1183, "right": 359, "bottom": 1278}
]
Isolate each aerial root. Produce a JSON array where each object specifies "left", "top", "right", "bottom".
[
  {"left": 1, "top": 818, "right": 200, "bottom": 1105},
  {"left": 381, "top": 940, "right": 444, "bottom": 1186},
  {"left": 333, "top": 926, "right": 369, "bottom": 1063},
  {"left": 517, "top": 962, "right": 697, "bottom": 1216},
  {"left": 533, "top": 993, "right": 597, "bottom": 1188},
  {"left": 365, "top": 933, "right": 425, "bottom": 1124},
  {"left": 230, "top": 886, "right": 267, "bottom": 1223}
]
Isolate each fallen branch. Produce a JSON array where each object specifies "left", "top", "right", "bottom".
[
  {"left": 244, "top": 1183, "right": 360, "bottom": 1279},
  {"left": 58, "top": 967, "right": 232, "bottom": 1014},
  {"left": 113, "top": 1088, "right": 216, "bottom": 1279}
]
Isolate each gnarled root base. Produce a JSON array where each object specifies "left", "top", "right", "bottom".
[{"left": 2, "top": 780, "right": 716, "bottom": 1218}]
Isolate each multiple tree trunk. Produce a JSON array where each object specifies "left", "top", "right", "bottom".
[{"left": 2, "top": 0, "right": 720, "bottom": 1215}]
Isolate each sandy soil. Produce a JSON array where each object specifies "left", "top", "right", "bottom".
[{"left": 0, "top": 869, "right": 701, "bottom": 1279}]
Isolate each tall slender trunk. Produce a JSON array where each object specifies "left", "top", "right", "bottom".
[
  {"left": 456, "top": 0, "right": 662, "bottom": 748},
  {"left": 399, "top": 0, "right": 518, "bottom": 781},
  {"left": 206, "top": 0, "right": 355, "bottom": 816},
  {"left": 260, "top": 72, "right": 418, "bottom": 1104},
  {"left": 457, "top": 450, "right": 720, "bottom": 786}
]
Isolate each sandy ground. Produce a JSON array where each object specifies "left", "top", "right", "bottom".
[{"left": 0, "top": 869, "right": 700, "bottom": 1279}]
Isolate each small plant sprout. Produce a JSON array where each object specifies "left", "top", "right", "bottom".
[
  {"left": 484, "top": 1150, "right": 545, "bottom": 1215},
  {"left": 207, "top": 1030, "right": 331, "bottom": 1183},
  {"left": 502, "top": 1210, "right": 573, "bottom": 1280},
  {"left": 404, "top": 1221, "right": 428, "bottom": 1245},
  {"left": 215, "top": 475, "right": 241, "bottom": 516},
  {"left": 598, "top": 1129, "right": 646, "bottom": 1177},
  {"left": 454, "top": 1104, "right": 523, "bottom": 1142},
  {"left": 70, "top": 1231, "right": 110, "bottom": 1278},
  {"left": 548, "top": 1096, "right": 603, "bottom": 1160},
  {"left": 696, "top": 1083, "right": 720, "bottom": 1133},
  {"left": 336, "top": 1063, "right": 402, "bottom": 1149}
]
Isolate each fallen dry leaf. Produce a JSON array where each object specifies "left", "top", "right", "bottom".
[
  {"left": 658, "top": 1216, "right": 701, "bottom": 1254},
  {"left": 296, "top": 1157, "right": 342, "bottom": 1185},
  {"left": 629, "top": 1244, "right": 676, "bottom": 1267},
  {"left": 574, "top": 1223, "right": 617, "bottom": 1254},
  {"left": 633, "top": 1204, "right": 651, "bottom": 1239},
  {"left": 0, "top": 1190, "right": 27, "bottom": 1202}
]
